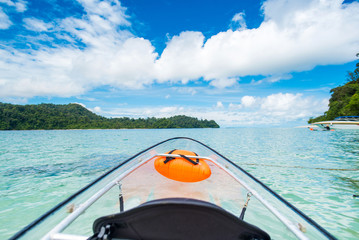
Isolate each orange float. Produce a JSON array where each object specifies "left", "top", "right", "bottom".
[{"left": 154, "top": 149, "right": 211, "bottom": 182}]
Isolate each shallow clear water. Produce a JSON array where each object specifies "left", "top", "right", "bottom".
[{"left": 0, "top": 128, "right": 358, "bottom": 239}]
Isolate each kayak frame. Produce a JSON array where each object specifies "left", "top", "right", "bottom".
[
  {"left": 159, "top": 154, "right": 308, "bottom": 240},
  {"left": 9, "top": 137, "right": 337, "bottom": 240},
  {"left": 45, "top": 154, "right": 308, "bottom": 240}
]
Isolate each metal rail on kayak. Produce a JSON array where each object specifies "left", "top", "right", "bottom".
[
  {"left": 159, "top": 154, "right": 309, "bottom": 240},
  {"left": 42, "top": 153, "right": 309, "bottom": 240},
  {"left": 41, "top": 154, "right": 156, "bottom": 240}
]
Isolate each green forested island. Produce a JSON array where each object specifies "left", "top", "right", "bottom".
[
  {"left": 0, "top": 103, "right": 219, "bottom": 130},
  {"left": 308, "top": 54, "right": 359, "bottom": 123}
]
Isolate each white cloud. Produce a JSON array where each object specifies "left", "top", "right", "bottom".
[
  {"left": 73, "top": 102, "right": 86, "bottom": 108},
  {"left": 230, "top": 12, "right": 247, "bottom": 30},
  {"left": 216, "top": 101, "right": 224, "bottom": 108},
  {"left": 14, "top": 0, "right": 26, "bottom": 12},
  {"left": 229, "top": 96, "right": 259, "bottom": 109},
  {"left": 209, "top": 77, "right": 238, "bottom": 88},
  {"left": 258, "top": 93, "right": 328, "bottom": 123},
  {"left": 172, "top": 87, "right": 198, "bottom": 96},
  {"left": 0, "top": 8, "right": 11, "bottom": 29},
  {"left": 155, "top": 0, "right": 359, "bottom": 86},
  {"left": 0, "top": 0, "right": 359, "bottom": 99},
  {"left": 0, "top": 0, "right": 157, "bottom": 97},
  {"left": 241, "top": 96, "right": 258, "bottom": 108},
  {"left": 261, "top": 93, "right": 300, "bottom": 111},
  {"left": 70, "top": 37, "right": 158, "bottom": 89},
  {"left": 0, "top": 47, "right": 86, "bottom": 97},
  {"left": 93, "top": 106, "right": 102, "bottom": 112},
  {"left": 262, "top": 74, "right": 293, "bottom": 83},
  {"left": 77, "top": 0, "right": 130, "bottom": 26},
  {"left": 0, "top": 0, "right": 27, "bottom": 12},
  {"left": 23, "top": 18, "right": 53, "bottom": 32},
  {"left": 155, "top": 31, "right": 205, "bottom": 83},
  {"left": 228, "top": 103, "right": 240, "bottom": 109},
  {"left": 159, "top": 106, "right": 184, "bottom": 113}
]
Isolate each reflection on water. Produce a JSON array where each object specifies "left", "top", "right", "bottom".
[{"left": 334, "top": 176, "right": 359, "bottom": 193}]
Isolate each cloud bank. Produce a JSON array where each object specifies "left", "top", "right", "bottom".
[
  {"left": 92, "top": 92, "right": 328, "bottom": 127},
  {"left": 0, "top": 0, "right": 358, "bottom": 98}
]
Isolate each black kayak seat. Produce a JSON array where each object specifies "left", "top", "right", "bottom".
[{"left": 91, "top": 198, "right": 271, "bottom": 240}]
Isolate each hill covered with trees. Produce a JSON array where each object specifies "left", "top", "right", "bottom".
[
  {"left": 308, "top": 54, "right": 359, "bottom": 123},
  {"left": 0, "top": 103, "right": 219, "bottom": 130}
]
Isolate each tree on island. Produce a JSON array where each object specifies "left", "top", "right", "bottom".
[
  {"left": 0, "top": 103, "right": 219, "bottom": 130},
  {"left": 347, "top": 53, "right": 359, "bottom": 84},
  {"left": 308, "top": 53, "right": 359, "bottom": 124}
]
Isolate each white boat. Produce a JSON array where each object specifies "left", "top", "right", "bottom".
[
  {"left": 9, "top": 137, "right": 337, "bottom": 240},
  {"left": 311, "top": 116, "right": 359, "bottom": 130}
]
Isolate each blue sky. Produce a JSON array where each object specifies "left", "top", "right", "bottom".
[{"left": 0, "top": 0, "right": 358, "bottom": 127}]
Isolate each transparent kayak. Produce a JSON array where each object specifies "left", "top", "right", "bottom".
[{"left": 10, "top": 137, "right": 337, "bottom": 240}]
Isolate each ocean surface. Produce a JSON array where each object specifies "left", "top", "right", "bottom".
[{"left": 0, "top": 128, "right": 358, "bottom": 239}]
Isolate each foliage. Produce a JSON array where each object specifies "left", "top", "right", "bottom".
[
  {"left": 308, "top": 54, "right": 359, "bottom": 123},
  {"left": 0, "top": 103, "right": 219, "bottom": 130},
  {"left": 346, "top": 53, "right": 359, "bottom": 84}
]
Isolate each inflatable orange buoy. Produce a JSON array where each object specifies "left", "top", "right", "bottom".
[{"left": 154, "top": 149, "right": 211, "bottom": 183}]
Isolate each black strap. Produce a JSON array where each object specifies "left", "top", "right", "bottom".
[
  {"left": 88, "top": 224, "right": 113, "bottom": 240},
  {"left": 239, "top": 193, "right": 252, "bottom": 220},
  {"left": 175, "top": 154, "right": 198, "bottom": 165},
  {"left": 119, "top": 194, "right": 124, "bottom": 212},
  {"left": 164, "top": 149, "right": 177, "bottom": 163},
  {"left": 239, "top": 207, "right": 247, "bottom": 220},
  {"left": 164, "top": 150, "right": 199, "bottom": 165}
]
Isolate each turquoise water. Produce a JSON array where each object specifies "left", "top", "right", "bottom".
[{"left": 0, "top": 128, "right": 358, "bottom": 239}]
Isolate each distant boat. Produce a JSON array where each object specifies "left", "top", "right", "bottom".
[{"left": 311, "top": 116, "right": 359, "bottom": 130}]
